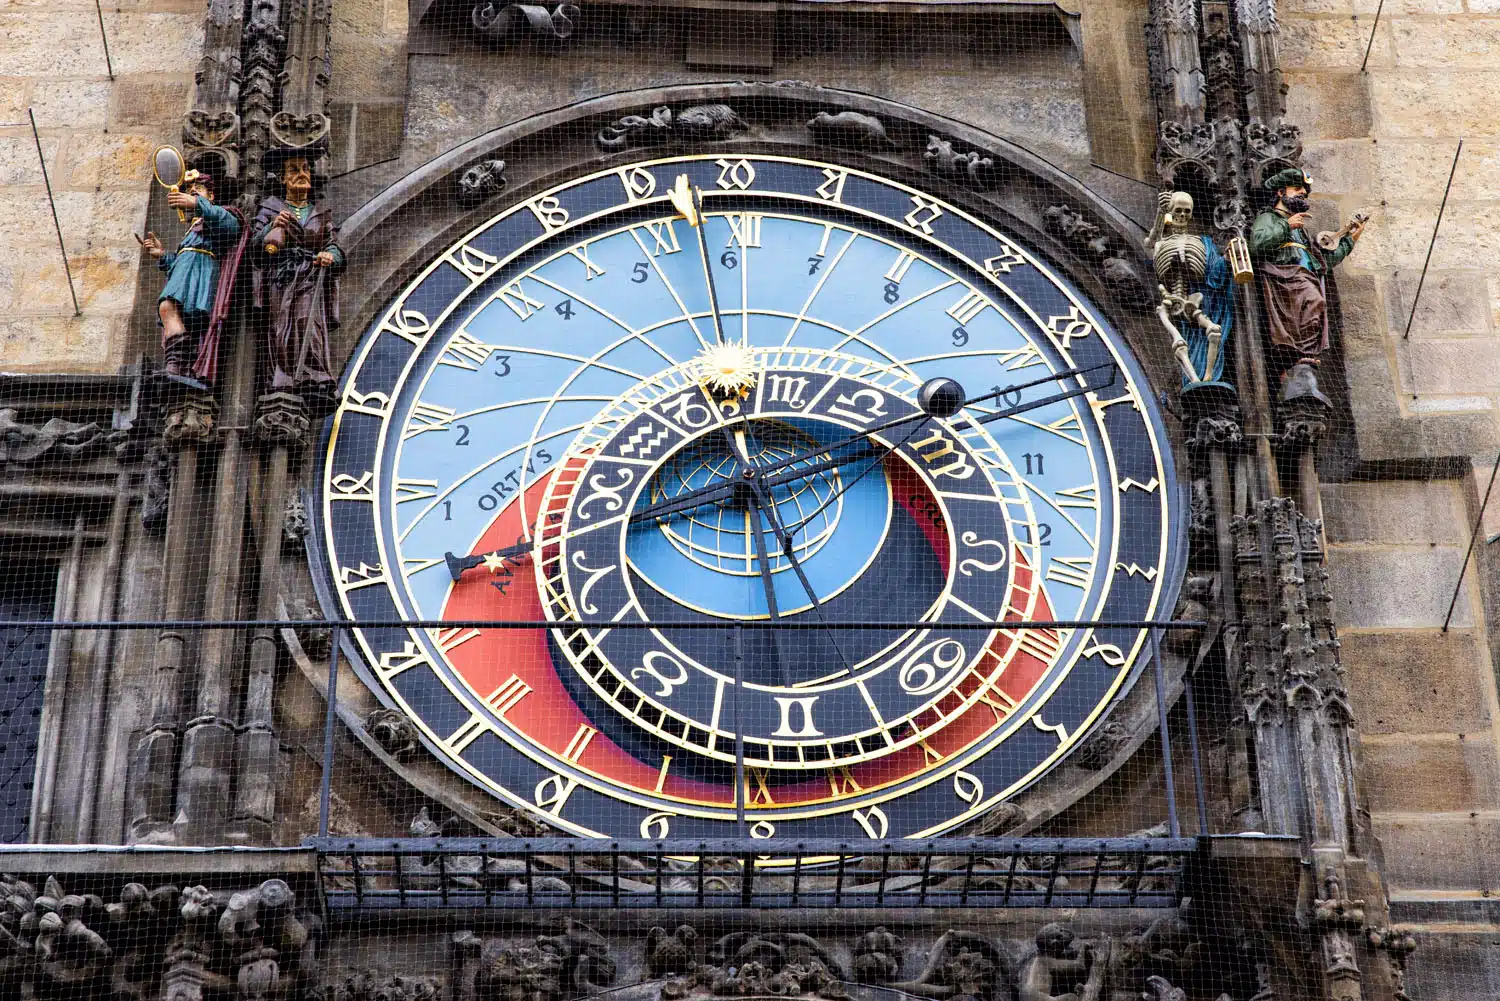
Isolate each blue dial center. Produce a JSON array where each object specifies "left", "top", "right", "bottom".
[{"left": 626, "top": 418, "right": 895, "bottom": 619}]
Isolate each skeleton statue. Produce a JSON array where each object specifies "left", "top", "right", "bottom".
[{"left": 1145, "top": 191, "right": 1231, "bottom": 387}]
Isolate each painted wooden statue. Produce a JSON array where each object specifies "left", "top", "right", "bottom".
[{"left": 252, "top": 149, "right": 345, "bottom": 414}]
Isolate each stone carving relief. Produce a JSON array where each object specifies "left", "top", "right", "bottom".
[
  {"left": 455, "top": 920, "right": 617, "bottom": 1001},
  {"left": 315, "top": 972, "right": 442, "bottom": 1001},
  {"left": 0, "top": 410, "right": 124, "bottom": 465},
  {"left": 924, "top": 136, "right": 996, "bottom": 188},
  {"left": 596, "top": 105, "right": 748, "bottom": 151},
  {"left": 805, "top": 112, "right": 894, "bottom": 150},
  {"left": 0, "top": 875, "right": 317, "bottom": 1001},
  {"left": 364, "top": 707, "right": 421, "bottom": 762},
  {"left": 471, "top": 2, "right": 580, "bottom": 44},
  {"left": 1041, "top": 205, "right": 1153, "bottom": 308},
  {"left": 458, "top": 159, "right": 508, "bottom": 207}
]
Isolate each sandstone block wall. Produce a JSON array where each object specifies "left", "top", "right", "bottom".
[
  {"left": 0, "top": 0, "right": 201, "bottom": 373},
  {"left": 1285, "top": 0, "right": 1500, "bottom": 456}
]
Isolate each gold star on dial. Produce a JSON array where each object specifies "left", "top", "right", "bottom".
[{"left": 481, "top": 551, "right": 507, "bottom": 572}]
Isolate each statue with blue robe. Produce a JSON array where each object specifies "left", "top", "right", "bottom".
[
  {"left": 1144, "top": 191, "right": 1235, "bottom": 389},
  {"left": 137, "top": 167, "right": 246, "bottom": 390}
]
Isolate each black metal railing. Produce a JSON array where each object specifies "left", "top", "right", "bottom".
[
  {"left": 303, "top": 836, "right": 1201, "bottom": 912},
  {"left": 9, "top": 617, "right": 1213, "bottom": 913}
]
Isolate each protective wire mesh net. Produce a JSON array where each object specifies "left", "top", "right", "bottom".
[{"left": 0, "top": 0, "right": 1489, "bottom": 995}]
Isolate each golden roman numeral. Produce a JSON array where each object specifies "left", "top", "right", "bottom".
[
  {"left": 498, "top": 281, "right": 544, "bottom": 320},
  {"left": 827, "top": 767, "right": 863, "bottom": 796},
  {"left": 1045, "top": 555, "right": 1093, "bottom": 590},
  {"left": 643, "top": 220, "right": 681, "bottom": 256},
  {"left": 394, "top": 477, "right": 439, "bottom": 504},
  {"left": 1056, "top": 483, "right": 1100, "bottom": 509},
  {"left": 438, "top": 331, "right": 501, "bottom": 371},
  {"left": 429, "top": 626, "right": 480, "bottom": 654},
  {"left": 376, "top": 640, "right": 433, "bottom": 680},
  {"left": 404, "top": 402, "right": 456, "bottom": 439},
  {"left": 884, "top": 250, "right": 917, "bottom": 284},
  {"left": 568, "top": 243, "right": 606, "bottom": 279},
  {"left": 1016, "top": 627, "right": 1066, "bottom": 662},
  {"left": 946, "top": 289, "right": 989, "bottom": 326},
  {"left": 724, "top": 212, "right": 762, "bottom": 248},
  {"left": 747, "top": 767, "right": 774, "bottom": 806},
  {"left": 486, "top": 674, "right": 532, "bottom": 717}
]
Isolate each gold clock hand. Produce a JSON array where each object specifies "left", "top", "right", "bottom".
[{"left": 684, "top": 182, "right": 729, "bottom": 346}]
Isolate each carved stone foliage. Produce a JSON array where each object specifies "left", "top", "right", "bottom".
[
  {"left": 471, "top": 2, "right": 580, "bottom": 43},
  {"left": 805, "top": 111, "right": 893, "bottom": 150},
  {"left": 596, "top": 105, "right": 748, "bottom": 151},
  {"left": 924, "top": 135, "right": 995, "bottom": 188},
  {"left": 0, "top": 875, "right": 316, "bottom": 1001},
  {"left": 1244, "top": 122, "right": 1303, "bottom": 188},
  {"left": 282, "top": 492, "right": 309, "bottom": 551},
  {"left": 1041, "top": 205, "right": 1153, "bottom": 309},
  {"left": 458, "top": 159, "right": 508, "bottom": 207}
]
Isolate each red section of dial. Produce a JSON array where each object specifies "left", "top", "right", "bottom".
[
  {"left": 440, "top": 478, "right": 730, "bottom": 806},
  {"left": 436, "top": 452, "right": 1060, "bottom": 811}
]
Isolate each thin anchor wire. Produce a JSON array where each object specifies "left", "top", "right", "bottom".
[
  {"left": 31, "top": 109, "right": 81, "bottom": 317},
  {"left": 1443, "top": 448, "right": 1500, "bottom": 632},
  {"left": 1359, "top": 0, "right": 1384, "bottom": 74},
  {"left": 1403, "top": 138, "right": 1462, "bottom": 342},
  {"left": 93, "top": 0, "right": 115, "bottom": 80}
]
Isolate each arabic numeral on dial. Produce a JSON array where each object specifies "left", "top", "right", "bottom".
[
  {"left": 951, "top": 326, "right": 969, "bottom": 347},
  {"left": 883, "top": 281, "right": 900, "bottom": 304},
  {"left": 1019, "top": 523, "right": 1053, "bottom": 547},
  {"left": 443, "top": 500, "right": 452, "bottom": 521},
  {"left": 493, "top": 354, "right": 512, "bottom": 376},
  {"left": 631, "top": 262, "right": 649, "bottom": 283},
  {"left": 1023, "top": 452, "right": 1045, "bottom": 476},
  {"left": 991, "top": 384, "right": 1023, "bottom": 408},
  {"left": 807, "top": 257, "right": 821, "bottom": 275},
  {"left": 720, "top": 249, "right": 738, "bottom": 269},
  {"left": 555, "top": 299, "right": 575, "bottom": 320},
  {"left": 455, "top": 424, "right": 470, "bottom": 446}
]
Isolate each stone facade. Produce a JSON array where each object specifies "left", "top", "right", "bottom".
[
  {"left": 0, "top": 0, "right": 202, "bottom": 372},
  {"left": 4, "top": 0, "right": 1500, "bottom": 997}
]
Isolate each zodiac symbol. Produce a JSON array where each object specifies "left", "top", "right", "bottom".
[
  {"left": 958, "top": 531, "right": 1008, "bottom": 576},
  {"left": 620, "top": 422, "right": 671, "bottom": 459},
  {"left": 575, "top": 466, "right": 635, "bottom": 521},
  {"left": 631, "top": 651, "right": 690, "bottom": 697}
]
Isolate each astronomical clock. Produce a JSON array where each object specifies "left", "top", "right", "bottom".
[{"left": 315, "top": 153, "right": 1185, "bottom": 840}]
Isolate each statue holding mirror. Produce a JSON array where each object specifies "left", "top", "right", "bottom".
[
  {"left": 138, "top": 147, "right": 247, "bottom": 390},
  {"left": 251, "top": 148, "right": 344, "bottom": 416}
]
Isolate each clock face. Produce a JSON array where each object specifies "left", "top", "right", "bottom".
[{"left": 318, "top": 154, "right": 1183, "bottom": 840}]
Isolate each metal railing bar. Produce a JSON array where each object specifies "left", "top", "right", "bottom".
[{"left": 4, "top": 618, "right": 1209, "bottom": 631}]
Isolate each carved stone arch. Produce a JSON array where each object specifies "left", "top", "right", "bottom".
[{"left": 298, "top": 82, "right": 1195, "bottom": 840}]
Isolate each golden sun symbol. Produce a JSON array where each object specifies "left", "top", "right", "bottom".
[{"left": 696, "top": 342, "right": 758, "bottom": 397}]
